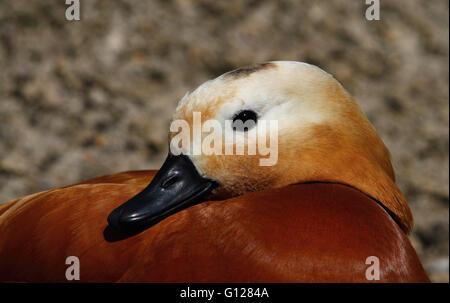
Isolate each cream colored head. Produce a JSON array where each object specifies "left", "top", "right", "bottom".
[{"left": 169, "top": 61, "right": 412, "bottom": 233}]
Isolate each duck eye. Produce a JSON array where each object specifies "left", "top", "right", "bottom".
[{"left": 232, "top": 110, "right": 258, "bottom": 132}]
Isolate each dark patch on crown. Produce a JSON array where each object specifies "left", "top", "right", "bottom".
[{"left": 223, "top": 63, "right": 276, "bottom": 79}]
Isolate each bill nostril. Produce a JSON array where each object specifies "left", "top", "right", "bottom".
[{"left": 161, "top": 175, "right": 180, "bottom": 189}]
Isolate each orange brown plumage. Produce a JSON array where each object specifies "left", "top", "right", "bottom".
[{"left": 0, "top": 171, "right": 428, "bottom": 282}]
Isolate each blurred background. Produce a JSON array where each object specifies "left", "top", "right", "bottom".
[{"left": 0, "top": 0, "right": 448, "bottom": 282}]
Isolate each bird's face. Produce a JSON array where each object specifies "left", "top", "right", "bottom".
[
  {"left": 170, "top": 61, "right": 341, "bottom": 197},
  {"left": 108, "top": 61, "right": 412, "bottom": 234}
]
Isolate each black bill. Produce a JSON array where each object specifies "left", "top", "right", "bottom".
[{"left": 107, "top": 154, "right": 218, "bottom": 232}]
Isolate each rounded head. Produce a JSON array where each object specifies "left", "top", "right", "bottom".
[{"left": 169, "top": 61, "right": 412, "bottom": 233}]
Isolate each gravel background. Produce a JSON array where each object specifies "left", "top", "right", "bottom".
[{"left": 0, "top": 0, "right": 448, "bottom": 282}]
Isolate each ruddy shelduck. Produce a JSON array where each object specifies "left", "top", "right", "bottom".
[{"left": 0, "top": 61, "right": 429, "bottom": 282}]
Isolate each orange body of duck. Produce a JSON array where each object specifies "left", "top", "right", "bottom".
[{"left": 0, "top": 171, "right": 428, "bottom": 282}]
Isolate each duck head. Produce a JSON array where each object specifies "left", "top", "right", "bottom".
[{"left": 108, "top": 61, "right": 412, "bottom": 234}]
